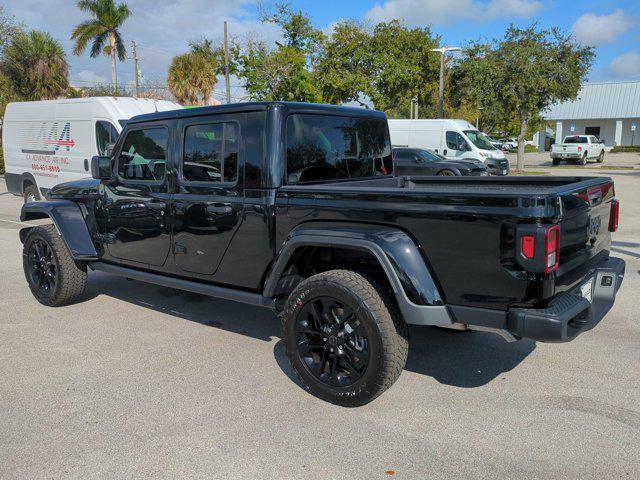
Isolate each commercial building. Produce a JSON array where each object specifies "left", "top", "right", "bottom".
[{"left": 540, "top": 81, "right": 640, "bottom": 150}]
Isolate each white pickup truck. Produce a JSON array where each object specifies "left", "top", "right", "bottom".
[{"left": 550, "top": 135, "right": 605, "bottom": 166}]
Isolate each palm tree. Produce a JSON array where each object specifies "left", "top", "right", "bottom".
[
  {"left": 0, "top": 30, "right": 69, "bottom": 100},
  {"left": 70, "top": 0, "right": 131, "bottom": 92},
  {"left": 168, "top": 44, "right": 219, "bottom": 105}
]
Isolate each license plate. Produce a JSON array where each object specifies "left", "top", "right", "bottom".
[
  {"left": 502, "top": 169, "right": 507, "bottom": 175},
  {"left": 580, "top": 278, "right": 594, "bottom": 303}
]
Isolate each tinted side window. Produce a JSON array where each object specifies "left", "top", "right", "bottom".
[
  {"left": 446, "top": 131, "right": 465, "bottom": 150},
  {"left": 286, "top": 114, "right": 392, "bottom": 184},
  {"left": 96, "top": 121, "right": 119, "bottom": 155},
  {"left": 183, "top": 122, "right": 238, "bottom": 183},
  {"left": 118, "top": 127, "right": 168, "bottom": 181},
  {"left": 394, "top": 151, "right": 412, "bottom": 161}
]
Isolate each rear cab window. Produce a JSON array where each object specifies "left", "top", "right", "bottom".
[{"left": 286, "top": 114, "right": 392, "bottom": 184}]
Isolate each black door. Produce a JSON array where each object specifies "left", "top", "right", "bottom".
[
  {"left": 171, "top": 117, "right": 244, "bottom": 276},
  {"left": 102, "top": 124, "right": 173, "bottom": 267}
]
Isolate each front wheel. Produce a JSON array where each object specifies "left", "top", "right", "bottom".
[
  {"left": 282, "top": 270, "right": 408, "bottom": 407},
  {"left": 23, "top": 224, "right": 87, "bottom": 306},
  {"left": 597, "top": 150, "right": 604, "bottom": 163},
  {"left": 23, "top": 184, "right": 40, "bottom": 203}
]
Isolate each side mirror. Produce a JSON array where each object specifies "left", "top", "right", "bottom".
[{"left": 91, "top": 155, "right": 112, "bottom": 180}]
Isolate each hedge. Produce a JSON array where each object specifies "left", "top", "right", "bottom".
[{"left": 611, "top": 145, "right": 640, "bottom": 153}]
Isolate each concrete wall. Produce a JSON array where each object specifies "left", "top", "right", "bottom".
[{"left": 549, "top": 118, "right": 640, "bottom": 148}]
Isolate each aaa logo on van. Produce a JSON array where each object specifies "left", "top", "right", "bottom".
[{"left": 45, "top": 122, "right": 75, "bottom": 151}]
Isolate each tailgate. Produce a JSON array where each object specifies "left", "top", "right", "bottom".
[{"left": 554, "top": 179, "right": 617, "bottom": 292}]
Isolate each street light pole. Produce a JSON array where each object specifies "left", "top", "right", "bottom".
[{"left": 431, "top": 46, "right": 461, "bottom": 119}]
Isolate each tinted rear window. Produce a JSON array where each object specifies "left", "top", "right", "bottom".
[
  {"left": 286, "top": 114, "right": 392, "bottom": 184},
  {"left": 564, "top": 136, "right": 588, "bottom": 144}
]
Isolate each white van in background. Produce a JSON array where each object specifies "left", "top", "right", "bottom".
[
  {"left": 2, "top": 97, "right": 182, "bottom": 201},
  {"left": 388, "top": 119, "right": 510, "bottom": 175}
]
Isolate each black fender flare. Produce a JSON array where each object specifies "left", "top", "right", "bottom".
[
  {"left": 20, "top": 200, "right": 99, "bottom": 261},
  {"left": 263, "top": 224, "right": 452, "bottom": 326}
]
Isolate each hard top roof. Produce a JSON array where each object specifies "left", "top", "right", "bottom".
[{"left": 127, "top": 101, "right": 386, "bottom": 124}]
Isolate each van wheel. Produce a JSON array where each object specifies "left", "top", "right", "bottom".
[
  {"left": 282, "top": 270, "right": 408, "bottom": 407},
  {"left": 597, "top": 151, "right": 604, "bottom": 163},
  {"left": 23, "top": 184, "right": 40, "bottom": 203},
  {"left": 437, "top": 169, "right": 457, "bottom": 176},
  {"left": 23, "top": 225, "right": 87, "bottom": 307}
]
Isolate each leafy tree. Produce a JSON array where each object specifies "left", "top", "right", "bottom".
[
  {"left": 449, "top": 24, "right": 594, "bottom": 170},
  {"left": 71, "top": 0, "right": 131, "bottom": 92},
  {"left": 1, "top": 30, "right": 69, "bottom": 100},
  {"left": 167, "top": 40, "right": 219, "bottom": 105},
  {"left": 235, "top": 3, "right": 323, "bottom": 102}
]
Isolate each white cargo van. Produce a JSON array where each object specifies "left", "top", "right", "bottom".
[
  {"left": 388, "top": 119, "right": 510, "bottom": 175},
  {"left": 2, "top": 97, "right": 181, "bottom": 201}
]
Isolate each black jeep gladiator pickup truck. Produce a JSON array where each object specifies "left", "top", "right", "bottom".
[{"left": 19, "top": 102, "right": 625, "bottom": 406}]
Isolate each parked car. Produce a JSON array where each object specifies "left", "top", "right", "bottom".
[
  {"left": 498, "top": 137, "right": 518, "bottom": 150},
  {"left": 393, "top": 147, "right": 488, "bottom": 176},
  {"left": 2, "top": 97, "right": 182, "bottom": 202},
  {"left": 19, "top": 102, "right": 625, "bottom": 407},
  {"left": 388, "top": 119, "right": 509, "bottom": 175},
  {"left": 550, "top": 135, "right": 605, "bottom": 166},
  {"left": 484, "top": 135, "right": 503, "bottom": 150}
]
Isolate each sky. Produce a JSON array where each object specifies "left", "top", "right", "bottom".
[{"left": 4, "top": 0, "right": 640, "bottom": 101}]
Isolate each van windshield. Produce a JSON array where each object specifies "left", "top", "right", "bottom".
[{"left": 463, "top": 130, "right": 497, "bottom": 150}]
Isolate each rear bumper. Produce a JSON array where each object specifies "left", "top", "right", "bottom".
[
  {"left": 449, "top": 256, "right": 625, "bottom": 343},
  {"left": 551, "top": 152, "right": 581, "bottom": 160},
  {"left": 508, "top": 256, "right": 625, "bottom": 342}
]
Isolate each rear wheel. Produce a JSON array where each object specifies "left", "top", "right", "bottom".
[
  {"left": 23, "top": 184, "right": 40, "bottom": 203},
  {"left": 552, "top": 158, "right": 560, "bottom": 166},
  {"left": 578, "top": 153, "right": 587, "bottom": 166},
  {"left": 23, "top": 224, "right": 87, "bottom": 306},
  {"left": 437, "top": 169, "right": 457, "bottom": 176},
  {"left": 597, "top": 150, "right": 604, "bottom": 163},
  {"left": 282, "top": 270, "right": 408, "bottom": 407}
]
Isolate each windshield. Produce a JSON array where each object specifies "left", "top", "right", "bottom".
[{"left": 463, "top": 130, "right": 497, "bottom": 150}]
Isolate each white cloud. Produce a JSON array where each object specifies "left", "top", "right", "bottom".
[
  {"left": 74, "top": 70, "right": 109, "bottom": 86},
  {"left": 571, "top": 10, "right": 635, "bottom": 47},
  {"left": 609, "top": 50, "right": 640, "bottom": 79},
  {"left": 365, "top": 0, "right": 543, "bottom": 26}
]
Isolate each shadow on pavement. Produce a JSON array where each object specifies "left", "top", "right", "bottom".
[{"left": 84, "top": 271, "right": 535, "bottom": 389}]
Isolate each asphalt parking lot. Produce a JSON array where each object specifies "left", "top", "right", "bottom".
[{"left": 0, "top": 169, "right": 638, "bottom": 479}]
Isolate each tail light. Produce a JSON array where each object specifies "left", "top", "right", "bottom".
[
  {"left": 609, "top": 199, "right": 619, "bottom": 232},
  {"left": 578, "top": 146, "right": 582, "bottom": 153},
  {"left": 544, "top": 225, "right": 560, "bottom": 273},
  {"left": 516, "top": 224, "right": 560, "bottom": 273}
]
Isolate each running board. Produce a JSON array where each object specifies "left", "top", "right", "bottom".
[{"left": 88, "top": 262, "right": 276, "bottom": 309}]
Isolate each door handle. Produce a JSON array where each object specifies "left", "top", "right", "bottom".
[
  {"left": 206, "top": 203, "right": 232, "bottom": 215},
  {"left": 443, "top": 149, "right": 447, "bottom": 155}
]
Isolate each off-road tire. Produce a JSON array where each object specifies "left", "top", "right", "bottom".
[
  {"left": 282, "top": 270, "right": 409, "bottom": 407},
  {"left": 597, "top": 150, "right": 604, "bottom": 163},
  {"left": 22, "top": 224, "right": 87, "bottom": 307},
  {"left": 23, "top": 184, "right": 40, "bottom": 203}
]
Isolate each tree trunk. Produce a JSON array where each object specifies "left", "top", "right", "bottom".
[
  {"left": 517, "top": 118, "right": 527, "bottom": 172},
  {"left": 109, "top": 32, "right": 117, "bottom": 93}
]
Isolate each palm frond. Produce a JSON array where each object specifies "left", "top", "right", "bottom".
[
  {"left": 113, "top": 31, "right": 126, "bottom": 61},
  {"left": 90, "top": 32, "right": 107, "bottom": 58}
]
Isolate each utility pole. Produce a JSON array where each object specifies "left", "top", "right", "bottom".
[
  {"left": 410, "top": 98, "right": 418, "bottom": 119},
  {"left": 431, "top": 46, "right": 461, "bottom": 119},
  {"left": 131, "top": 40, "right": 140, "bottom": 98},
  {"left": 224, "top": 21, "right": 231, "bottom": 104}
]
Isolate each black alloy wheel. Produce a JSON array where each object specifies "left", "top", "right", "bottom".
[
  {"left": 26, "top": 238, "right": 58, "bottom": 297},
  {"left": 294, "top": 296, "right": 370, "bottom": 387}
]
